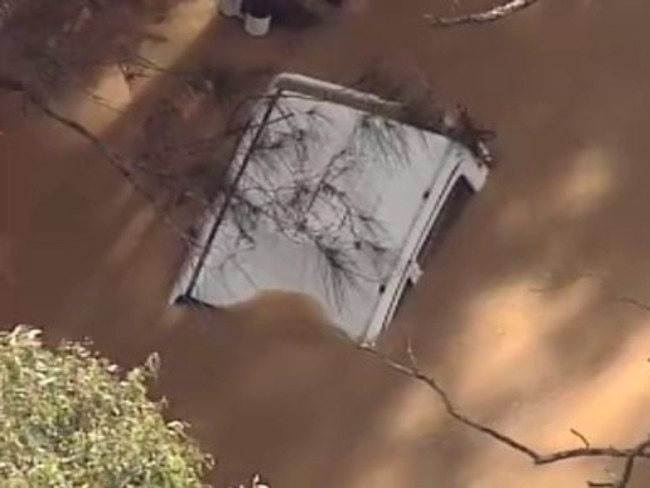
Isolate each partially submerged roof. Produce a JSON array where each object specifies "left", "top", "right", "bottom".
[{"left": 175, "top": 74, "right": 486, "bottom": 340}]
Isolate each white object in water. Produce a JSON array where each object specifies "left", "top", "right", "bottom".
[
  {"left": 173, "top": 73, "right": 490, "bottom": 344},
  {"left": 218, "top": 0, "right": 243, "bottom": 18},
  {"left": 244, "top": 13, "right": 272, "bottom": 37}
]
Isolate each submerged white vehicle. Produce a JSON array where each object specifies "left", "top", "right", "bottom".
[{"left": 173, "top": 73, "right": 490, "bottom": 343}]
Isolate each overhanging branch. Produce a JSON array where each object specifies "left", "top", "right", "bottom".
[
  {"left": 358, "top": 344, "right": 650, "bottom": 488},
  {"left": 0, "top": 73, "right": 198, "bottom": 247},
  {"left": 426, "top": 0, "right": 543, "bottom": 27}
]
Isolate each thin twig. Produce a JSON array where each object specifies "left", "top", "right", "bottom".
[
  {"left": 532, "top": 268, "right": 650, "bottom": 315},
  {"left": 571, "top": 428, "right": 591, "bottom": 449},
  {"left": 426, "top": 0, "right": 542, "bottom": 27}
]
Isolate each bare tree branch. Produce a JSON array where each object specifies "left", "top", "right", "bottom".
[
  {"left": 570, "top": 428, "right": 591, "bottom": 449},
  {"left": 426, "top": 0, "right": 543, "bottom": 27},
  {"left": 532, "top": 268, "right": 650, "bottom": 315},
  {"left": 358, "top": 344, "right": 650, "bottom": 487},
  {"left": 0, "top": 73, "right": 199, "bottom": 248}
]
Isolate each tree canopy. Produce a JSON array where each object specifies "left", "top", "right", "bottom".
[{"left": 0, "top": 326, "right": 211, "bottom": 487}]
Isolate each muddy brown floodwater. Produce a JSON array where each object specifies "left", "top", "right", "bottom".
[{"left": 2, "top": 0, "right": 650, "bottom": 487}]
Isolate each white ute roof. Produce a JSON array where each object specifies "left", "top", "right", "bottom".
[{"left": 174, "top": 74, "right": 488, "bottom": 342}]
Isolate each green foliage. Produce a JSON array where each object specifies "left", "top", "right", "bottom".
[{"left": 0, "top": 326, "right": 212, "bottom": 487}]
